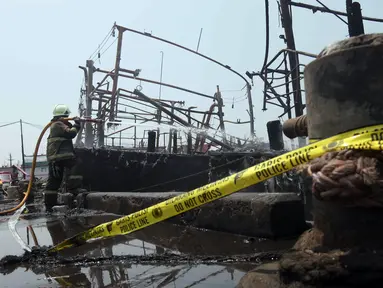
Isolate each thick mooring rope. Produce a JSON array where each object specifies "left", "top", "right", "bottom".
[{"left": 305, "top": 149, "right": 383, "bottom": 207}]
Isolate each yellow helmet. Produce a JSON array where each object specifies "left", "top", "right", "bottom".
[{"left": 53, "top": 104, "right": 71, "bottom": 117}]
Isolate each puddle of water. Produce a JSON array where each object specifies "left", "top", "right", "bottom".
[
  {"left": 2, "top": 263, "right": 245, "bottom": 287},
  {"left": 0, "top": 213, "right": 293, "bottom": 287}
]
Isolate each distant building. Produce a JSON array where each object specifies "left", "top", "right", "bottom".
[
  {"left": 24, "top": 154, "right": 49, "bottom": 180},
  {"left": 0, "top": 167, "right": 12, "bottom": 174}
]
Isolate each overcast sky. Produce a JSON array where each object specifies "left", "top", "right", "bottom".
[{"left": 1, "top": 0, "right": 382, "bottom": 165}]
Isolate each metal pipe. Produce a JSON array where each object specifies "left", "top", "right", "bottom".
[
  {"left": 199, "top": 103, "right": 218, "bottom": 151},
  {"left": 280, "top": 0, "right": 303, "bottom": 117},
  {"left": 109, "top": 26, "right": 124, "bottom": 121},
  {"left": 117, "top": 102, "right": 157, "bottom": 115},
  {"left": 214, "top": 119, "right": 251, "bottom": 124},
  {"left": 106, "top": 125, "right": 134, "bottom": 137},
  {"left": 194, "top": 113, "right": 207, "bottom": 151},
  {"left": 85, "top": 60, "right": 94, "bottom": 147},
  {"left": 97, "top": 94, "right": 105, "bottom": 147},
  {"left": 282, "top": 114, "right": 308, "bottom": 139},
  {"left": 187, "top": 106, "right": 197, "bottom": 124},
  {"left": 116, "top": 114, "right": 150, "bottom": 122},
  {"left": 245, "top": 83, "right": 255, "bottom": 136},
  {"left": 120, "top": 88, "right": 184, "bottom": 104},
  {"left": 97, "top": 68, "right": 214, "bottom": 100},
  {"left": 115, "top": 25, "right": 250, "bottom": 84},
  {"left": 187, "top": 106, "right": 196, "bottom": 154},
  {"left": 134, "top": 115, "right": 137, "bottom": 148},
  {"left": 196, "top": 28, "right": 203, "bottom": 52},
  {"left": 19, "top": 119, "right": 26, "bottom": 173},
  {"left": 284, "top": 52, "right": 292, "bottom": 119},
  {"left": 172, "top": 130, "right": 177, "bottom": 154},
  {"left": 118, "top": 93, "right": 164, "bottom": 110},
  {"left": 159, "top": 102, "right": 205, "bottom": 126},
  {"left": 78, "top": 66, "right": 88, "bottom": 88},
  {"left": 159, "top": 51, "right": 164, "bottom": 100},
  {"left": 120, "top": 68, "right": 140, "bottom": 76},
  {"left": 161, "top": 102, "right": 216, "bottom": 115},
  {"left": 90, "top": 72, "right": 113, "bottom": 98}
]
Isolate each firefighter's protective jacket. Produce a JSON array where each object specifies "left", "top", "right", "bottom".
[{"left": 47, "top": 120, "right": 80, "bottom": 163}]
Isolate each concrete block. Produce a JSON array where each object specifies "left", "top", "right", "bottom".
[
  {"left": 85, "top": 192, "right": 308, "bottom": 238},
  {"left": 57, "top": 193, "right": 74, "bottom": 208},
  {"left": 52, "top": 205, "right": 69, "bottom": 214},
  {"left": 44, "top": 191, "right": 58, "bottom": 210}
]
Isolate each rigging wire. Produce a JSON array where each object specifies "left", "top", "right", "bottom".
[
  {"left": 233, "top": 96, "right": 248, "bottom": 103},
  {"left": 97, "top": 37, "right": 118, "bottom": 59},
  {"left": 223, "top": 94, "right": 248, "bottom": 103},
  {"left": 22, "top": 121, "right": 44, "bottom": 130},
  {"left": 221, "top": 94, "right": 247, "bottom": 101},
  {"left": 88, "top": 25, "right": 115, "bottom": 60},
  {"left": 220, "top": 84, "right": 248, "bottom": 101},
  {"left": 316, "top": 0, "right": 348, "bottom": 25},
  {"left": 0, "top": 121, "right": 18, "bottom": 129},
  {"left": 90, "top": 34, "right": 113, "bottom": 60}
]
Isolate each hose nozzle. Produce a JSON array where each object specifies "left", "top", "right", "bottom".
[
  {"left": 77, "top": 118, "right": 104, "bottom": 123},
  {"left": 63, "top": 117, "right": 104, "bottom": 124}
]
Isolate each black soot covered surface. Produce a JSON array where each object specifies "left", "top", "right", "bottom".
[{"left": 0, "top": 208, "right": 294, "bottom": 287}]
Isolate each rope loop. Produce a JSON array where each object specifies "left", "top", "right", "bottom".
[{"left": 306, "top": 149, "right": 383, "bottom": 207}]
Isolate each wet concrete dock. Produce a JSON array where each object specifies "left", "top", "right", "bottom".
[
  {"left": 84, "top": 192, "right": 308, "bottom": 239},
  {"left": 0, "top": 202, "right": 295, "bottom": 287}
]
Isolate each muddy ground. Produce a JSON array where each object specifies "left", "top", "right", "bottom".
[{"left": 0, "top": 198, "right": 295, "bottom": 288}]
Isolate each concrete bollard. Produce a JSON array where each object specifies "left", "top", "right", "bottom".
[
  {"left": 283, "top": 33, "right": 383, "bottom": 286},
  {"left": 238, "top": 34, "right": 383, "bottom": 287},
  {"left": 147, "top": 130, "right": 156, "bottom": 152},
  {"left": 172, "top": 130, "right": 178, "bottom": 154},
  {"left": 267, "top": 120, "right": 284, "bottom": 151},
  {"left": 300, "top": 33, "right": 383, "bottom": 250}
]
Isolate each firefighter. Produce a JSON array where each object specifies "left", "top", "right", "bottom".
[{"left": 44, "top": 104, "right": 82, "bottom": 211}]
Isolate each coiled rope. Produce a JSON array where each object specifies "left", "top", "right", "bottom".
[{"left": 305, "top": 149, "right": 383, "bottom": 207}]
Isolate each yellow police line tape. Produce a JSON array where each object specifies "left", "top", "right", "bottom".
[{"left": 49, "top": 124, "right": 383, "bottom": 253}]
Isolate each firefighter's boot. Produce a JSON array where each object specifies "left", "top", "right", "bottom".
[{"left": 44, "top": 190, "right": 58, "bottom": 212}]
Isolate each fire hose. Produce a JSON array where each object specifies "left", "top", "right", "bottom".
[{"left": 0, "top": 118, "right": 102, "bottom": 215}]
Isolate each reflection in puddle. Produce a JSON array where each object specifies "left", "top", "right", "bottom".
[
  {"left": 3, "top": 263, "right": 244, "bottom": 287},
  {"left": 0, "top": 213, "right": 293, "bottom": 287}
]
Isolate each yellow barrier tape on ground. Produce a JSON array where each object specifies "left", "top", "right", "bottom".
[{"left": 49, "top": 124, "right": 383, "bottom": 253}]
